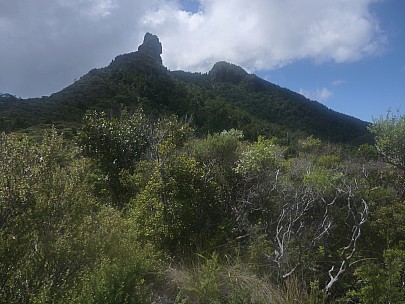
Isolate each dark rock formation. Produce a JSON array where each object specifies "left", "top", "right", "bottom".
[
  {"left": 137, "top": 32, "right": 163, "bottom": 64},
  {"left": 209, "top": 61, "right": 248, "bottom": 84}
]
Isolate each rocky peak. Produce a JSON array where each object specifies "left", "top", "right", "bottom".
[
  {"left": 209, "top": 61, "right": 248, "bottom": 84},
  {"left": 137, "top": 33, "right": 163, "bottom": 64}
]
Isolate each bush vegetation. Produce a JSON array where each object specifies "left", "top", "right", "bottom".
[{"left": 1, "top": 108, "right": 404, "bottom": 303}]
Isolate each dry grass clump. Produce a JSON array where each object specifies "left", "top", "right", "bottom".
[{"left": 152, "top": 253, "right": 311, "bottom": 304}]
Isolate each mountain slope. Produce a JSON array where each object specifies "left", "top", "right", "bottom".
[
  {"left": 0, "top": 33, "right": 369, "bottom": 143},
  {"left": 173, "top": 61, "right": 369, "bottom": 142}
]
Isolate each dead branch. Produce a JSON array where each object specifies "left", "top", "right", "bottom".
[{"left": 325, "top": 197, "right": 368, "bottom": 296}]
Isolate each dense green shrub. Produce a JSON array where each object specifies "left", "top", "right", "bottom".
[{"left": 1, "top": 110, "right": 404, "bottom": 303}]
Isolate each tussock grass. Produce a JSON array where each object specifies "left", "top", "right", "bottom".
[{"left": 152, "top": 253, "right": 312, "bottom": 304}]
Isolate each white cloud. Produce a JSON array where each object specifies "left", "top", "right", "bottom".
[
  {"left": 0, "top": 0, "right": 159, "bottom": 97},
  {"left": 300, "top": 87, "right": 333, "bottom": 103},
  {"left": 56, "top": 0, "right": 117, "bottom": 18},
  {"left": 299, "top": 89, "right": 311, "bottom": 99},
  {"left": 317, "top": 87, "right": 333, "bottom": 102},
  {"left": 0, "top": 0, "right": 384, "bottom": 97},
  {"left": 332, "top": 80, "right": 346, "bottom": 86},
  {"left": 143, "top": 0, "right": 384, "bottom": 72}
]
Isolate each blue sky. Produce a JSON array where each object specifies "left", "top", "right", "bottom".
[
  {"left": 0, "top": 0, "right": 404, "bottom": 122},
  {"left": 263, "top": 1, "right": 405, "bottom": 122}
]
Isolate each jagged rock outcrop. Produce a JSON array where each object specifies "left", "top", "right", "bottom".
[
  {"left": 109, "top": 32, "right": 166, "bottom": 77},
  {"left": 137, "top": 32, "right": 163, "bottom": 64}
]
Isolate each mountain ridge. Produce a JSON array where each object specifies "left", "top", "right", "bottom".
[{"left": 0, "top": 33, "right": 370, "bottom": 143}]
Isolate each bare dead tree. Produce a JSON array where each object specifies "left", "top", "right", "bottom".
[
  {"left": 268, "top": 173, "right": 369, "bottom": 291},
  {"left": 233, "top": 167, "right": 280, "bottom": 235},
  {"left": 232, "top": 148, "right": 370, "bottom": 291},
  {"left": 270, "top": 182, "right": 339, "bottom": 280},
  {"left": 324, "top": 181, "right": 369, "bottom": 296}
]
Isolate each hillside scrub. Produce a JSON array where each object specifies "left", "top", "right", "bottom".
[{"left": 0, "top": 110, "right": 404, "bottom": 303}]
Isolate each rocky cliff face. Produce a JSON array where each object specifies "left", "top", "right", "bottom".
[
  {"left": 137, "top": 32, "right": 163, "bottom": 64},
  {"left": 108, "top": 32, "right": 166, "bottom": 78}
]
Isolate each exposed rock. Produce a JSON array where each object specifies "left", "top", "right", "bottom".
[
  {"left": 137, "top": 32, "right": 163, "bottom": 64},
  {"left": 209, "top": 61, "right": 248, "bottom": 84}
]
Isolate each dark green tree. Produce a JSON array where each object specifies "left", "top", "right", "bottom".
[{"left": 78, "top": 109, "right": 147, "bottom": 205}]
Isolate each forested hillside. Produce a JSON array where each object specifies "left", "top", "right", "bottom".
[
  {"left": 0, "top": 34, "right": 403, "bottom": 303},
  {"left": 0, "top": 33, "right": 369, "bottom": 144}
]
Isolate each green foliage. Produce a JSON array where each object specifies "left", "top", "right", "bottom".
[
  {"left": 0, "top": 105, "right": 404, "bottom": 303},
  {"left": 298, "top": 135, "right": 323, "bottom": 154},
  {"left": 191, "top": 129, "right": 245, "bottom": 238},
  {"left": 369, "top": 110, "right": 405, "bottom": 172},
  {"left": 131, "top": 153, "right": 216, "bottom": 252},
  {"left": 355, "top": 143, "right": 379, "bottom": 160},
  {"left": 346, "top": 249, "right": 405, "bottom": 304},
  {"left": 309, "top": 280, "right": 326, "bottom": 304},
  {"left": 192, "top": 129, "right": 243, "bottom": 193},
  {"left": 79, "top": 108, "right": 147, "bottom": 171},
  {"left": 193, "top": 129, "right": 242, "bottom": 167},
  {"left": 131, "top": 124, "right": 229, "bottom": 254},
  {"left": 232, "top": 137, "right": 285, "bottom": 232},
  {"left": 235, "top": 136, "right": 283, "bottom": 175},
  {"left": 372, "top": 199, "right": 405, "bottom": 248},
  {"left": 78, "top": 108, "right": 147, "bottom": 204},
  {"left": 303, "top": 166, "right": 344, "bottom": 191},
  {"left": 62, "top": 213, "right": 161, "bottom": 304},
  {"left": 0, "top": 130, "right": 97, "bottom": 302},
  {"left": 0, "top": 129, "right": 161, "bottom": 303},
  {"left": 315, "top": 154, "right": 341, "bottom": 168}
]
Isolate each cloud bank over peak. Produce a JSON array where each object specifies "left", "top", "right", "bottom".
[
  {"left": 144, "top": 0, "right": 384, "bottom": 72},
  {"left": 0, "top": 0, "right": 384, "bottom": 98}
]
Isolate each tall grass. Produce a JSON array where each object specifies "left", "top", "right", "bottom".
[{"left": 152, "top": 252, "right": 317, "bottom": 304}]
